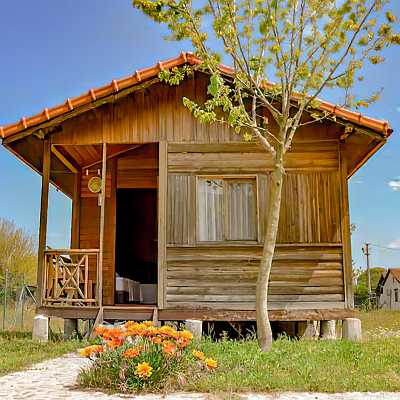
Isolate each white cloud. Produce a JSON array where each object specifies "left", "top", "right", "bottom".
[
  {"left": 388, "top": 239, "right": 400, "bottom": 249},
  {"left": 388, "top": 178, "right": 400, "bottom": 191}
]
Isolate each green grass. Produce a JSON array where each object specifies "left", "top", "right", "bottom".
[
  {"left": 180, "top": 336, "right": 400, "bottom": 393},
  {"left": 358, "top": 310, "right": 400, "bottom": 336},
  {"left": 0, "top": 332, "right": 83, "bottom": 376}
]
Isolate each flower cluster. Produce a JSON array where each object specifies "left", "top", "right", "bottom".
[{"left": 78, "top": 321, "right": 217, "bottom": 390}]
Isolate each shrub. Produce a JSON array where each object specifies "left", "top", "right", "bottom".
[{"left": 78, "top": 321, "right": 217, "bottom": 392}]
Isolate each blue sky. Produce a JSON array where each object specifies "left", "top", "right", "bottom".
[{"left": 0, "top": 0, "right": 399, "bottom": 270}]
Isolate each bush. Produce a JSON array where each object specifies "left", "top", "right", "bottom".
[{"left": 78, "top": 321, "right": 217, "bottom": 392}]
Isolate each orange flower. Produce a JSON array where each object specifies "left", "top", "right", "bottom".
[
  {"left": 176, "top": 337, "right": 190, "bottom": 349},
  {"left": 107, "top": 336, "right": 124, "bottom": 349},
  {"left": 162, "top": 340, "right": 177, "bottom": 355},
  {"left": 204, "top": 358, "right": 218, "bottom": 371},
  {"left": 134, "top": 362, "right": 153, "bottom": 379},
  {"left": 142, "top": 321, "right": 153, "bottom": 327},
  {"left": 123, "top": 347, "right": 141, "bottom": 359},
  {"left": 78, "top": 345, "right": 104, "bottom": 358},
  {"left": 151, "top": 336, "right": 162, "bottom": 344},
  {"left": 192, "top": 350, "right": 205, "bottom": 360},
  {"left": 94, "top": 325, "right": 107, "bottom": 337}
]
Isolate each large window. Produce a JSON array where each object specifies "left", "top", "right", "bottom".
[{"left": 197, "top": 177, "right": 257, "bottom": 242}]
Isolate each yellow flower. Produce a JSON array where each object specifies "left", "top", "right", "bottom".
[
  {"left": 134, "top": 362, "right": 153, "bottom": 379},
  {"left": 142, "top": 320, "right": 153, "bottom": 327},
  {"left": 192, "top": 350, "right": 205, "bottom": 360},
  {"left": 204, "top": 358, "right": 218, "bottom": 371},
  {"left": 178, "top": 330, "right": 193, "bottom": 341},
  {"left": 78, "top": 345, "right": 103, "bottom": 358},
  {"left": 159, "top": 325, "right": 178, "bottom": 338}
]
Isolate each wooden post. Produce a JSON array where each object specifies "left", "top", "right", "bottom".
[
  {"left": 36, "top": 139, "right": 51, "bottom": 306},
  {"left": 157, "top": 141, "right": 167, "bottom": 309},
  {"left": 97, "top": 143, "right": 107, "bottom": 307},
  {"left": 340, "top": 145, "right": 355, "bottom": 308},
  {"left": 70, "top": 171, "right": 81, "bottom": 248}
]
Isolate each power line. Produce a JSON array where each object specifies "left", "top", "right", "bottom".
[{"left": 369, "top": 243, "right": 400, "bottom": 252}]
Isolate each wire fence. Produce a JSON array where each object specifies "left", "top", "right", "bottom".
[{"left": 0, "top": 270, "right": 37, "bottom": 332}]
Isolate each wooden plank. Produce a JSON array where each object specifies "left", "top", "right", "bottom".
[
  {"left": 340, "top": 145, "right": 355, "bottom": 308},
  {"left": 158, "top": 308, "right": 355, "bottom": 321},
  {"left": 158, "top": 141, "right": 168, "bottom": 309},
  {"left": 165, "top": 301, "right": 346, "bottom": 310},
  {"left": 36, "top": 139, "right": 51, "bottom": 306},
  {"left": 51, "top": 145, "right": 78, "bottom": 173},
  {"left": 70, "top": 171, "right": 81, "bottom": 248},
  {"left": 97, "top": 143, "right": 107, "bottom": 306}
]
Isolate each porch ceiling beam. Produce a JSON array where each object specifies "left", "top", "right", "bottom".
[
  {"left": 82, "top": 144, "right": 143, "bottom": 170},
  {"left": 51, "top": 145, "right": 79, "bottom": 173}
]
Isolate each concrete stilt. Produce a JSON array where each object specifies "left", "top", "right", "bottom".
[
  {"left": 299, "top": 320, "right": 319, "bottom": 339},
  {"left": 32, "top": 314, "right": 49, "bottom": 342},
  {"left": 185, "top": 319, "right": 203, "bottom": 340},
  {"left": 342, "top": 318, "right": 362, "bottom": 342},
  {"left": 63, "top": 319, "right": 78, "bottom": 340},
  {"left": 320, "top": 320, "right": 336, "bottom": 339}
]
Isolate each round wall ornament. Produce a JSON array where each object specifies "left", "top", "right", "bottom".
[{"left": 88, "top": 176, "right": 102, "bottom": 193}]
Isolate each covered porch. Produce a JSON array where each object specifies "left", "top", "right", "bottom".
[{"left": 35, "top": 140, "right": 164, "bottom": 323}]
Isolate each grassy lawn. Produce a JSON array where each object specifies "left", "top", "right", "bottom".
[
  {"left": 358, "top": 310, "right": 400, "bottom": 338},
  {"left": 182, "top": 336, "right": 400, "bottom": 393},
  {"left": 0, "top": 332, "right": 83, "bottom": 376}
]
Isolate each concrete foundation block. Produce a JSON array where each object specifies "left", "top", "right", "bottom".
[
  {"left": 32, "top": 314, "right": 49, "bottom": 342},
  {"left": 64, "top": 319, "right": 78, "bottom": 340},
  {"left": 320, "top": 320, "right": 336, "bottom": 340},
  {"left": 185, "top": 319, "right": 203, "bottom": 340},
  {"left": 300, "top": 320, "right": 319, "bottom": 340},
  {"left": 342, "top": 318, "right": 362, "bottom": 342}
]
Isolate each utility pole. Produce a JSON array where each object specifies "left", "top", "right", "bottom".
[{"left": 362, "top": 243, "right": 372, "bottom": 300}]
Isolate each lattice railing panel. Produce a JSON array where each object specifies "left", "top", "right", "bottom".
[{"left": 43, "top": 249, "right": 99, "bottom": 306}]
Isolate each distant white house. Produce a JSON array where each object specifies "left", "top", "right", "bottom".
[{"left": 378, "top": 269, "right": 400, "bottom": 310}]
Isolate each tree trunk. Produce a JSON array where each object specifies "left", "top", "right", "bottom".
[{"left": 256, "top": 161, "right": 284, "bottom": 352}]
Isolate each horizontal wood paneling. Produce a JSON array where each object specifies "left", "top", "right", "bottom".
[
  {"left": 165, "top": 245, "right": 344, "bottom": 310},
  {"left": 168, "top": 142, "right": 339, "bottom": 174},
  {"left": 117, "top": 143, "right": 158, "bottom": 189}
]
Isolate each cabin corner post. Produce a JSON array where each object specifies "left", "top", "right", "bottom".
[
  {"left": 340, "top": 145, "right": 354, "bottom": 308},
  {"left": 97, "top": 143, "right": 107, "bottom": 307},
  {"left": 36, "top": 138, "right": 51, "bottom": 307},
  {"left": 158, "top": 141, "right": 167, "bottom": 309}
]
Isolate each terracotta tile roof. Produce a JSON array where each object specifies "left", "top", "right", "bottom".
[
  {"left": 0, "top": 51, "right": 393, "bottom": 139},
  {"left": 390, "top": 269, "right": 400, "bottom": 283}
]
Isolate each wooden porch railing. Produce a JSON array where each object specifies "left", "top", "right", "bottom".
[{"left": 43, "top": 249, "right": 99, "bottom": 306}]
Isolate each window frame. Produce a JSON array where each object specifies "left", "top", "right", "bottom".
[{"left": 195, "top": 174, "right": 259, "bottom": 244}]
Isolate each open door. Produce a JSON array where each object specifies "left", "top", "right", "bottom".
[{"left": 115, "top": 188, "right": 158, "bottom": 304}]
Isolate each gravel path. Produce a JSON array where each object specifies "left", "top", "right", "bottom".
[{"left": 0, "top": 353, "right": 399, "bottom": 400}]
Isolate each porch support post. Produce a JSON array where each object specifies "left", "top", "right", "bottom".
[
  {"left": 97, "top": 143, "right": 107, "bottom": 307},
  {"left": 36, "top": 138, "right": 51, "bottom": 306},
  {"left": 70, "top": 170, "right": 81, "bottom": 248},
  {"left": 157, "top": 141, "right": 167, "bottom": 309}
]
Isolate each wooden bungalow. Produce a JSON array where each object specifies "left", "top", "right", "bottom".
[{"left": 0, "top": 52, "right": 393, "bottom": 327}]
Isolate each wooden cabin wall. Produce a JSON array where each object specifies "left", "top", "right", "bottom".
[
  {"left": 54, "top": 73, "right": 352, "bottom": 311},
  {"left": 165, "top": 140, "right": 347, "bottom": 311}
]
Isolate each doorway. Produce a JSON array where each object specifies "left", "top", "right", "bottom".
[{"left": 115, "top": 189, "right": 158, "bottom": 304}]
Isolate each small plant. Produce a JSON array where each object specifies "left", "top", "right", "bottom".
[{"left": 78, "top": 321, "right": 217, "bottom": 392}]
